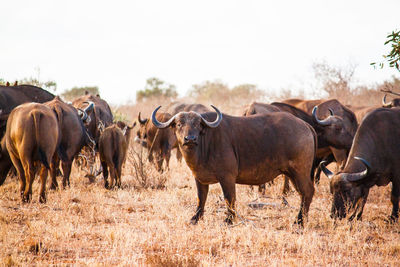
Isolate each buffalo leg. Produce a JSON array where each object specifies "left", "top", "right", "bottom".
[
  {"left": 62, "top": 161, "right": 73, "bottom": 188},
  {"left": 116, "top": 161, "right": 122, "bottom": 188},
  {"left": 9, "top": 154, "right": 25, "bottom": 199},
  {"left": 22, "top": 159, "right": 35, "bottom": 203},
  {"left": 50, "top": 156, "right": 59, "bottom": 190},
  {"left": 390, "top": 183, "right": 399, "bottom": 222},
  {"left": 190, "top": 179, "right": 209, "bottom": 224},
  {"left": 38, "top": 165, "right": 48, "bottom": 203},
  {"left": 219, "top": 177, "right": 236, "bottom": 224},
  {"left": 282, "top": 176, "right": 290, "bottom": 196},
  {"left": 101, "top": 161, "right": 109, "bottom": 189},
  {"left": 288, "top": 172, "right": 314, "bottom": 226}
]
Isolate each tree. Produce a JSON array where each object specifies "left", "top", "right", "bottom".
[
  {"left": 136, "top": 77, "right": 178, "bottom": 102},
  {"left": 371, "top": 30, "right": 400, "bottom": 71},
  {"left": 61, "top": 86, "right": 99, "bottom": 101}
]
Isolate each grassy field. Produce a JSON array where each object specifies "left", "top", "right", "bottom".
[{"left": 1, "top": 142, "right": 400, "bottom": 266}]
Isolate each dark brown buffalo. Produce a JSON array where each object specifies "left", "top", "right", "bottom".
[
  {"left": 245, "top": 102, "right": 355, "bottom": 180},
  {"left": 320, "top": 107, "right": 400, "bottom": 221},
  {"left": 282, "top": 99, "right": 358, "bottom": 180},
  {"left": 1, "top": 103, "right": 60, "bottom": 202},
  {"left": 136, "top": 112, "right": 178, "bottom": 171},
  {"left": 0, "top": 84, "right": 55, "bottom": 136},
  {"left": 45, "top": 96, "right": 94, "bottom": 189},
  {"left": 99, "top": 123, "right": 133, "bottom": 188},
  {"left": 135, "top": 103, "right": 209, "bottom": 172},
  {"left": 152, "top": 106, "right": 317, "bottom": 225},
  {"left": 72, "top": 93, "right": 113, "bottom": 144}
]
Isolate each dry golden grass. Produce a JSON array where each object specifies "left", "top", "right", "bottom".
[
  {"left": 1, "top": 143, "right": 400, "bottom": 266},
  {"left": 2, "top": 87, "right": 400, "bottom": 266}
]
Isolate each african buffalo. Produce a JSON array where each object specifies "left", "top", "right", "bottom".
[
  {"left": 99, "top": 123, "right": 134, "bottom": 188},
  {"left": 135, "top": 103, "right": 209, "bottom": 172},
  {"left": 72, "top": 92, "right": 113, "bottom": 144},
  {"left": 350, "top": 94, "right": 400, "bottom": 123},
  {"left": 152, "top": 105, "right": 317, "bottom": 225},
  {"left": 1, "top": 103, "right": 60, "bottom": 202},
  {"left": 45, "top": 96, "right": 94, "bottom": 189},
  {"left": 0, "top": 84, "right": 55, "bottom": 136},
  {"left": 320, "top": 107, "right": 400, "bottom": 221},
  {"left": 136, "top": 112, "right": 179, "bottom": 172}
]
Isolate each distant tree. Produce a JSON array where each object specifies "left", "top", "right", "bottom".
[
  {"left": 61, "top": 86, "right": 99, "bottom": 101},
  {"left": 188, "top": 80, "right": 230, "bottom": 102},
  {"left": 312, "top": 61, "right": 356, "bottom": 100},
  {"left": 136, "top": 77, "right": 177, "bottom": 102},
  {"left": 371, "top": 30, "right": 400, "bottom": 71}
]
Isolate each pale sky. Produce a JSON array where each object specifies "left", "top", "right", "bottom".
[{"left": 0, "top": 0, "right": 399, "bottom": 104}]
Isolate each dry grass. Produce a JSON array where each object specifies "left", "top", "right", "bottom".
[
  {"left": 1, "top": 146, "right": 399, "bottom": 266},
  {"left": 2, "top": 82, "right": 400, "bottom": 266}
]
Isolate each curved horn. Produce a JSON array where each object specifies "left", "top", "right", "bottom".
[
  {"left": 78, "top": 108, "right": 88, "bottom": 121},
  {"left": 83, "top": 101, "right": 94, "bottom": 113},
  {"left": 319, "top": 161, "right": 334, "bottom": 179},
  {"left": 382, "top": 94, "right": 392, "bottom": 107},
  {"left": 151, "top": 106, "right": 176, "bottom": 129},
  {"left": 312, "top": 106, "right": 332, "bottom": 126},
  {"left": 138, "top": 112, "right": 148, "bottom": 125},
  {"left": 200, "top": 105, "right": 223, "bottom": 128},
  {"left": 328, "top": 108, "right": 334, "bottom": 116},
  {"left": 341, "top": 157, "right": 371, "bottom": 183}
]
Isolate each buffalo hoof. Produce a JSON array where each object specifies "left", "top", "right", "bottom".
[
  {"left": 22, "top": 194, "right": 31, "bottom": 203},
  {"left": 293, "top": 218, "right": 304, "bottom": 227},
  {"left": 190, "top": 214, "right": 202, "bottom": 225},
  {"left": 39, "top": 196, "right": 46, "bottom": 204},
  {"left": 224, "top": 215, "right": 235, "bottom": 225}
]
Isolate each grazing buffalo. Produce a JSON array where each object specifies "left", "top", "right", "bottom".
[
  {"left": 152, "top": 106, "right": 317, "bottom": 225},
  {"left": 45, "top": 96, "right": 94, "bottom": 189},
  {"left": 136, "top": 112, "right": 179, "bottom": 171},
  {"left": 320, "top": 107, "right": 400, "bottom": 221},
  {"left": 99, "top": 123, "right": 133, "bottom": 188},
  {"left": 0, "top": 84, "right": 55, "bottom": 136},
  {"left": 1, "top": 103, "right": 60, "bottom": 202}
]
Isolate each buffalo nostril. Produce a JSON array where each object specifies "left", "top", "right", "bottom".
[{"left": 184, "top": 135, "right": 197, "bottom": 142}]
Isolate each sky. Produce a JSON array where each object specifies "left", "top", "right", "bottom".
[{"left": 0, "top": 0, "right": 399, "bottom": 104}]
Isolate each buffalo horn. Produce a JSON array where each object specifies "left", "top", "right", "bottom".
[
  {"left": 319, "top": 161, "right": 334, "bottom": 179},
  {"left": 151, "top": 106, "right": 176, "bottom": 129},
  {"left": 83, "top": 101, "right": 94, "bottom": 113},
  {"left": 382, "top": 94, "right": 392, "bottom": 107},
  {"left": 341, "top": 157, "right": 371, "bottom": 183},
  {"left": 138, "top": 112, "right": 148, "bottom": 124},
  {"left": 199, "top": 105, "right": 223, "bottom": 128},
  {"left": 312, "top": 106, "right": 332, "bottom": 126},
  {"left": 78, "top": 108, "right": 88, "bottom": 121}
]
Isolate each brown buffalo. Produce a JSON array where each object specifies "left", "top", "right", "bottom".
[
  {"left": 350, "top": 94, "right": 400, "bottom": 123},
  {"left": 152, "top": 105, "right": 317, "bottom": 225},
  {"left": 136, "top": 112, "right": 179, "bottom": 172},
  {"left": 135, "top": 103, "right": 209, "bottom": 172},
  {"left": 320, "top": 107, "right": 400, "bottom": 221},
  {"left": 99, "top": 123, "right": 134, "bottom": 188},
  {"left": 72, "top": 93, "right": 113, "bottom": 177},
  {"left": 72, "top": 92, "right": 113, "bottom": 144},
  {"left": 282, "top": 99, "right": 358, "bottom": 181},
  {"left": 0, "top": 84, "right": 55, "bottom": 136},
  {"left": 45, "top": 96, "right": 94, "bottom": 189},
  {"left": 1, "top": 103, "right": 60, "bottom": 202}
]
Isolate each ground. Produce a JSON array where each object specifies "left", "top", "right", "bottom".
[{"left": 1, "top": 146, "right": 400, "bottom": 266}]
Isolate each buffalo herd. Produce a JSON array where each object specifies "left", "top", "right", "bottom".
[{"left": 1, "top": 83, "right": 400, "bottom": 226}]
